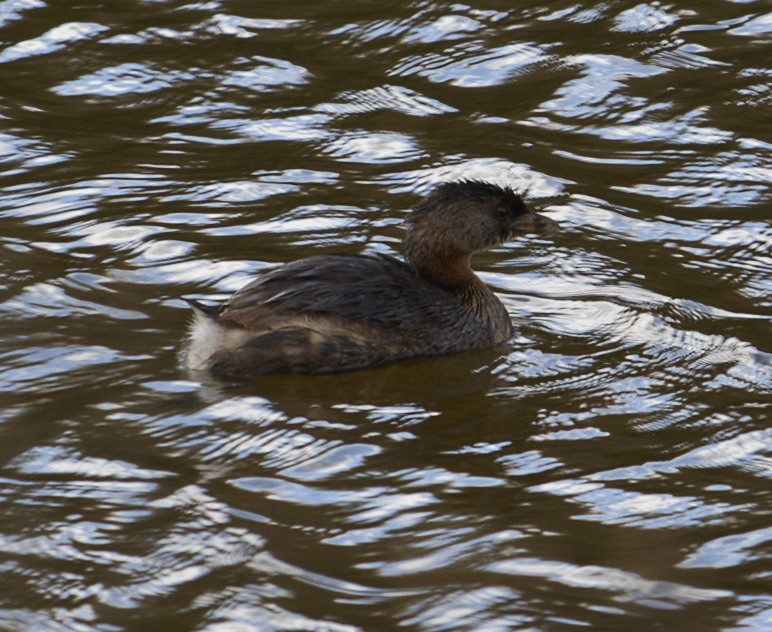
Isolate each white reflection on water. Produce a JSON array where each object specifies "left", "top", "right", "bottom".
[
  {"left": 3, "top": 282, "right": 147, "bottom": 320},
  {"left": 11, "top": 445, "right": 173, "bottom": 480},
  {"left": 0, "top": 345, "right": 131, "bottom": 390},
  {"left": 1, "top": 0, "right": 770, "bottom": 629},
  {"left": 546, "top": 482, "right": 745, "bottom": 529},
  {"left": 594, "top": 429, "right": 772, "bottom": 482},
  {"left": 402, "top": 14, "right": 482, "bottom": 44},
  {"left": 212, "top": 113, "right": 334, "bottom": 142},
  {"left": 400, "top": 585, "right": 527, "bottom": 631},
  {"left": 324, "top": 131, "right": 425, "bottom": 164},
  {"left": 381, "top": 156, "right": 568, "bottom": 197},
  {"left": 530, "top": 428, "right": 772, "bottom": 531},
  {"left": 221, "top": 56, "right": 309, "bottom": 92},
  {"left": 204, "top": 204, "right": 362, "bottom": 238},
  {"left": 680, "top": 525, "right": 772, "bottom": 569},
  {"left": 612, "top": 3, "right": 678, "bottom": 32},
  {"left": 54, "top": 62, "right": 191, "bottom": 97},
  {"left": 206, "top": 14, "right": 303, "bottom": 38},
  {"left": 392, "top": 41, "right": 552, "bottom": 87},
  {"left": 0, "top": 21, "right": 107, "bottom": 64},
  {"left": 316, "top": 84, "right": 458, "bottom": 117},
  {"left": 540, "top": 54, "right": 666, "bottom": 120},
  {"left": 488, "top": 557, "right": 731, "bottom": 607}
]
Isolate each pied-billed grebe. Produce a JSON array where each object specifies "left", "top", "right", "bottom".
[{"left": 185, "top": 180, "right": 557, "bottom": 378}]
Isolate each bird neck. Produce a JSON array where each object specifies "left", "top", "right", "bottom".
[
  {"left": 415, "top": 253, "right": 476, "bottom": 291},
  {"left": 405, "top": 241, "right": 512, "bottom": 342}
]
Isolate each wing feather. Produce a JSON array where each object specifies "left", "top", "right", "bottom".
[{"left": 220, "top": 254, "right": 476, "bottom": 340}]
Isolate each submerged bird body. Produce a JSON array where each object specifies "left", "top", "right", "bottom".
[{"left": 185, "top": 180, "right": 557, "bottom": 378}]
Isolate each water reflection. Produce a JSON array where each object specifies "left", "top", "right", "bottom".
[{"left": 1, "top": 0, "right": 770, "bottom": 630}]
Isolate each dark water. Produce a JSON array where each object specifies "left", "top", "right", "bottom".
[{"left": 1, "top": 1, "right": 770, "bottom": 629}]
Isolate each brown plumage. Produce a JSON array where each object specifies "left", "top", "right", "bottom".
[{"left": 185, "top": 180, "right": 558, "bottom": 379}]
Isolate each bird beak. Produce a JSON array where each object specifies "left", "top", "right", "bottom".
[{"left": 510, "top": 211, "right": 559, "bottom": 235}]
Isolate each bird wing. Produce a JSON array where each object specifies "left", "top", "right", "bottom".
[{"left": 219, "top": 253, "right": 475, "bottom": 338}]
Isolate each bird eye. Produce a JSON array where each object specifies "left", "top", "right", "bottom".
[{"left": 496, "top": 205, "right": 509, "bottom": 218}]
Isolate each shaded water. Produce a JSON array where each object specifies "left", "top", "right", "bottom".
[{"left": 1, "top": 0, "right": 770, "bottom": 629}]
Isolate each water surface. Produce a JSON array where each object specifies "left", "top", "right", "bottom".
[{"left": 1, "top": 1, "right": 770, "bottom": 630}]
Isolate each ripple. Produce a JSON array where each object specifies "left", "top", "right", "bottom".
[
  {"left": 221, "top": 56, "right": 309, "bottom": 92},
  {"left": 734, "top": 70, "right": 772, "bottom": 109},
  {"left": 498, "top": 450, "right": 563, "bottom": 476},
  {"left": 212, "top": 113, "right": 334, "bottom": 142},
  {"left": 494, "top": 349, "right": 597, "bottom": 380},
  {"left": 3, "top": 278, "right": 148, "bottom": 322},
  {"left": 680, "top": 525, "right": 772, "bottom": 569},
  {"left": 0, "top": 133, "right": 69, "bottom": 177},
  {"left": 131, "top": 239, "right": 194, "bottom": 265},
  {"left": 205, "top": 13, "right": 303, "bottom": 38},
  {"left": 401, "top": 586, "right": 527, "bottom": 631},
  {"left": 533, "top": 479, "right": 747, "bottom": 529},
  {"left": 391, "top": 41, "right": 552, "bottom": 87},
  {"left": 0, "top": 344, "right": 140, "bottom": 392},
  {"left": 316, "top": 84, "right": 457, "bottom": 117},
  {"left": 552, "top": 195, "right": 712, "bottom": 243},
  {"left": 649, "top": 43, "right": 730, "bottom": 70},
  {"left": 10, "top": 445, "right": 172, "bottom": 480},
  {"left": 539, "top": 53, "right": 665, "bottom": 120},
  {"left": 332, "top": 403, "right": 439, "bottom": 426},
  {"left": 53, "top": 62, "right": 191, "bottom": 97},
  {"left": 330, "top": 13, "right": 417, "bottom": 45},
  {"left": 402, "top": 14, "right": 482, "bottom": 44},
  {"left": 614, "top": 150, "right": 772, "bottom": 206},
  {"left": 729, "top": 12, "right": 772, "bottom": 37},
  {"left": 151, "top": 99, "right": 250, "bottom": 127},
  {"left": 200, "top": 590, "right": 360, "bottom": 632},
  {"left": 378, "top": 156, "right": 566, "bottom": 198},
  {"left": 0, "top": 182, "right": 97, "bottom": 223},
  {"left": 0, "top": 21, "right": 108, "bottom": 64},
  {"left": 324, "top": 131, "right": 424, "bottom": 164},
  {"left": 175, "top": 180, "right": 297, "bottom": 205},
  {"left": 396, "top": 466, "right": 504, "bottom": 489},
  {"left": 0, "top": 607, "right": 99, "bottom": 631},
  {"left": 612, "top": 4, "right": 678, "bottom": 33},
  {"left": 230, "top": 477, "right": 385, "bottom": 509},
  {"left": 488, "top": 557, "right": 731, "bottom": 607},
  {"left": 83, "top": 486, "right": 267, "bottom": 610},
  {"left": 203, "top": 204, "right": 363, "bottom": 243},
  {"left": 1, "top": 1, "right": 770, "bottom": 629},
  {"left": 282, "top": 444, "right": 382, "bottom": 481},
  {"left": 592, "top": 108, "right": 733, "bottom": 144},
  {"left": 122, "top": 257, "right": 258, "bottom": 288},
  {"left": 0, "top": 0, "right": 44, "bottom": 29},
  {"left": 593, "top": 430, "right": 772, "bottom": 483}
]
